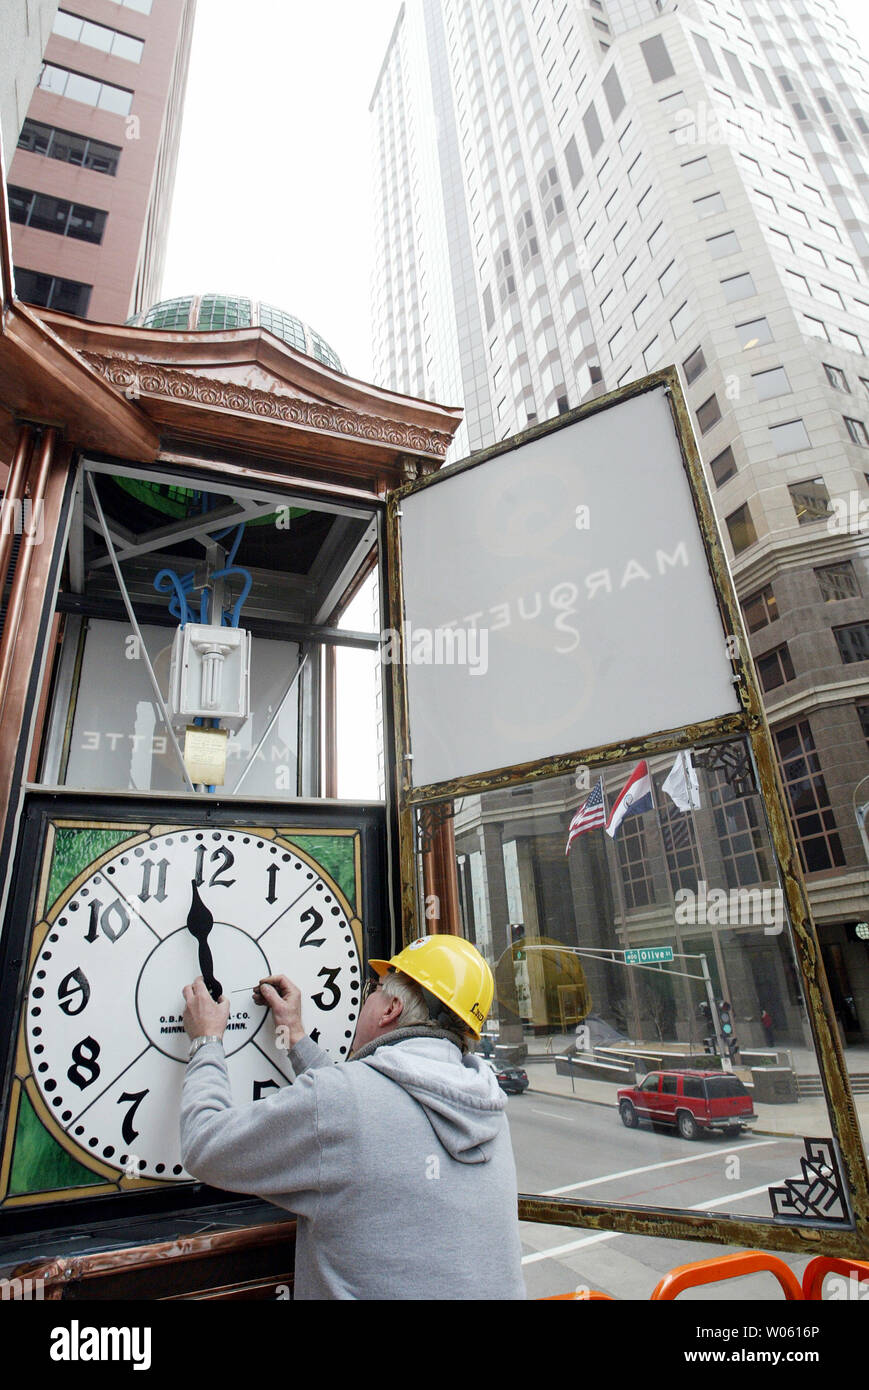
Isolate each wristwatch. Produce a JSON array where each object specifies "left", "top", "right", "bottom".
[{"left": 187, "top": 1034, "right": 224, "bottom": 1060}]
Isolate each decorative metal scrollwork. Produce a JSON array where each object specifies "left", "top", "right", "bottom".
[
  {"left": 694, "top": 741, "right": 756, "bottom": 797},
  {"left": 416, "top": 801, "right": 456, "bottom": 854},
  {"left": 768, "top": 1137, "right": 849, "bottom": 1223}
]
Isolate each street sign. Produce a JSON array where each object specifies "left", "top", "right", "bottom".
[{"left": 625, "top": 946, "right": 674, "bottom": 964}]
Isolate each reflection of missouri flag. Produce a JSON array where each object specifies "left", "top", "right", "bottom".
[{"left": 605, "top": 761, "right": 653, "bottom": 839}]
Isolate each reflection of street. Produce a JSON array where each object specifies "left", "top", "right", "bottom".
[{"left": 506, "top": 1090, "right": 819, "bottom": 1299}]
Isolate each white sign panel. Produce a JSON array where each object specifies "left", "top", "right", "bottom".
[{"left": 398, "top": 385, "right": 740, "bottom": 789}]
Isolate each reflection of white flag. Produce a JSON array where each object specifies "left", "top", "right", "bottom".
[{"left": 663, "top": 751, "right": 700, "bottom": 811}]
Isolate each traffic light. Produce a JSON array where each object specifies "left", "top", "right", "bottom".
[
  {"left": 718, "top": 1000, "right": 733, "bottom": 1039},
  {"left": 698, "top": 1001, "right": 711, "bottom": 1020},
  {"left": 703, "top": 1036, "right": 716, "bottom": 1054}
]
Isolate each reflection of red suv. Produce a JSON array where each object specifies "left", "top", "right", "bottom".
[{"left": 617, "top": 1070, "right": 756, "bottom": 1140}]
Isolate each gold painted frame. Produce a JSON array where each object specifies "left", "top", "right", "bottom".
[{"left": 385, "top": 366, "right": 869, "bottom": 1257}]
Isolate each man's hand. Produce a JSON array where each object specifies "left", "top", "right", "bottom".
[
  {"left": 254, "top": 974, "right": 305, "bottom": 1050},
  {"left": 183, "top": 975, "right": 230, "bottom": 1041}
]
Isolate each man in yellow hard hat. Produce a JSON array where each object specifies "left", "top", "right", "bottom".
[{"left": 180, "top": 934, "right": 526, "bottom": 1301}]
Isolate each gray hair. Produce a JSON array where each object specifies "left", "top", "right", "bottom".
[{"left": 381, "top": 970, "right": 470, "bottom": 1042}]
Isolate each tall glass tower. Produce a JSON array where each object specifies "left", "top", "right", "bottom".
[{"left": 371, "top": 0, "right": 869, "bottom": 1043}]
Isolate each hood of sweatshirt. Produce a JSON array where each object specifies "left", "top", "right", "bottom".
[{"left": 359, "top": 1036, "right": 508, "bottom": 1163}]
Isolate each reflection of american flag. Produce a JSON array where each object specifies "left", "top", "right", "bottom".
[{"left": 566, "top": 778, "right": 606, "bottom": 854}]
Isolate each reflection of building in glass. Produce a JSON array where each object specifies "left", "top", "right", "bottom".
[
  {"left": 372, "top": 0, "right": 869, "bottom": 1046},
  {"left": 455, "top": 744, "right": 810, "bottom": 1052}
]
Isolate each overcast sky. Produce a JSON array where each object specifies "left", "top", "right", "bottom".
[{"left": 162, "top": 1, "right": 869, "bottom": 385}]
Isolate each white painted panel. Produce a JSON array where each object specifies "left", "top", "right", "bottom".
[{"left": 399, "top": 386, "right": 739, "bottom": 788}]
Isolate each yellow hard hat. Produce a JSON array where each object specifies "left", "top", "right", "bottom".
[{"left": 369, "top": 935, "right": 494, "bottom": 1038}]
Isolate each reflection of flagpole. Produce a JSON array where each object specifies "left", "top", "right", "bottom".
[
  {"left": 603, "top": 778, "right": 642, "bottom": 1043},
  {"left": 649, "top": 764, "right": 693, "bottom": 1036},
  {"left": 653, "top": 754, "right": 732, "bottom": 1033}
]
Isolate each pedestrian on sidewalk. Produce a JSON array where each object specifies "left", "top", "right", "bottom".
[
  {"left": 180, "top": 935, "right": 526, "bottom": 1300},
  {"left": 760, "top": 1007, "right": 775, "bottom": 1047}
]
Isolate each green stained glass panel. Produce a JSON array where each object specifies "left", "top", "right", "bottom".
[
  {"left": 47, "top": 827, "right": 137, "bottom": 910},
  {"left": 282, "top": 834, "right": 357, "bottom": 911},
  {"left": 8, "top": 1091, "right": 108, "bottom": 1196}
]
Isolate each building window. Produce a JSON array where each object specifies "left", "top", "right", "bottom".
[
  {"left": 52, "top": 10, "right": 144, "bottom": 62},
  {"left": 788, "top": 476, "right": 828, "bottom": 522},
  {"left": 773, "top": 721, "right": 845, "bottom": 872},
  {"left": 694, "top": 191, "right": 726, "bottom": 218},
  {"left": 693, "top": 31, "right": 722, "bottom": 77},
  {"left": 658, "top": 260, "right": 678, "bottom": 295},
  {"left": 742, "top": 584, "right": 778, "bottom": 633},
  {"left": 697, "top": 394, "right": 722, "bottom": 433},
  {"left": 8, "top": 185, "right": 107, "bottom": 244},
  {"left": 669, "top": 301, "right": 691, "bottom": 338},
  {"left": 640, "top": 34, "right": 676, "bottom": 83},
  {"left": 756, "top": 643, "right": 796, "bottom": 692},
  {"left": 643, "top": 336, "right": 661, "bottom": 372},
  {"left": 583, "top": 100, "right": 604, "bottom": 156},
  {"left": 834, "top": 622, "right": 869, "bottom": 664},
  {"left": 564, "top": 134, "right": 584, "bottom": 188},
  {"left": 736, "top": 317, "right": 772, "bottom": 349},
  {"left": 824, "top": 363, "right": 849, "bottom": 391},
  {"left": 707, "top": 229, "right": 741, "bottom": 259},
  {"left": 602, "top": 65, "right": 626, "bottom": 120},
  {"left": 802, "top": 314, "right": 829, "bottom": 341},
  {"left": 844, "top": 417, "right": 869, "bottom": 447},
  {"left": 816, "top": 561, "right": 859, "bottom": 602},
  {"left": 682, "top": 345, "right": 706, "bottom": 384},
  {"left": 721, "top": 272, "right": 756, "bottom": 302},
  {"left": 772, "top": 419, "right": 812, "bottom": 455},
  {"left": 708, "top": 764, "right": 773, "bottom": 888},
  {"left": 710, "top": 444, "right": 737, "bottom": 486},
  {"left": 838, "top": 328, "right": 863, "bottom": 355},
  {"left": 752, "top": 366, "right": 791, "bottom": 400},
  {"left": 13, "top": 266, "right": 92, "bottom": 316},
  {"left": 682, "top": 155, "right": 712, "bottom": 181},
  {"left": 723, "top": 48, "right": 751, "bottom": 91},
  {"left": 615, "top": 815, "right": 655, "bottom": 909},
  {"left": 725, "top": 502, "right": 757, "bottom": 553},
  {"left": 857, "top": 705, "right": 869, "bottom": 747},
  {"left": 16, "top": 119, "right": 120, "bottom": 175},
  {"left": 38, "top": 63, "right": 133, "bottom": 115},
  {"left": 654, "top": 773, "right": 701, "bottom": 894}
]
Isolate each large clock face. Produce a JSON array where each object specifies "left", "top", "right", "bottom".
[{"left": 23, "top": 827, "right": 362, "bottom": 1183}]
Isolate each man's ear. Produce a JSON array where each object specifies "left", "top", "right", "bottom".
[{"left": 380, "top": 992, "right": 404, "bottom": 1027}]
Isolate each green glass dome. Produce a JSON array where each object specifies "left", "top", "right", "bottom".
[{"left": 126, "top": 293, "right": 343, "bottom": 372}]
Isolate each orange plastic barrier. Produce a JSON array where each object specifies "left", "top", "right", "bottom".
[
  {"left": 651, "top": 1250, "right": 803, "bottom": 1300},
  {"left": 801, "top": 1256, "right": 869, "bottom": 1301}
]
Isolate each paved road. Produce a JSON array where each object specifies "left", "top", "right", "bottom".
[{"left": 505, "top": 1089, "right": 819, "bottom": 1300}]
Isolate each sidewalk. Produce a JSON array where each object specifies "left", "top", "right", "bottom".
[{"left": 522, "top": 1058, "right": 869, "bottom": 1139}]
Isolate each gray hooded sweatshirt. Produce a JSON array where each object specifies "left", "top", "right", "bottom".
[{"left": 180, "top": 1031, "right": 526, "bottom": 1300}]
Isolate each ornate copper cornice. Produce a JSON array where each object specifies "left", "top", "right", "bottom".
[{"left": 80, "top": 352, "right": 453, "bottom": 459}]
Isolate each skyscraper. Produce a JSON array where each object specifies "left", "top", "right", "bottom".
[
  {"left": 371, "top": 0, "right": 869, "bottom": 1042},
  {"left": 6, "top": 0, "right": 196, "bottom": 323}
]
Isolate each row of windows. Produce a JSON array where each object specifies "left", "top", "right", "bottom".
[
  {"left": 53, "top": 9, "right": 144, "bottom": 63},
  {"left": 756, "top": 619, "right": 869, "bottom": 694},
  {"left": 38, "top": 62, "right": 133, "bottom": 116},
  {"left": 618, "top": 712, "right": 852, "bottom": 891},
  {"left": 17, "top": 119, "right": 120, "bottom": 176},
  {"left": 727, "top": 471, "right": 869, "bottom": 555},
  {"left": 13, "top": 265, "right": 91, "bottom": 316},
  {"left": 8, "top": 185, "right": 107, "bottom": 244}
]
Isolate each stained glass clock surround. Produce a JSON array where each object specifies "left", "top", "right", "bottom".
[{"left": 0, "top": 797, "right": 388, "bottom": 1224}]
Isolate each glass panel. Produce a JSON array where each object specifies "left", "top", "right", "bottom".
[
  {"left": 97, "top": 83, "right": 133, "bottom": 115},
  {"left": 64, "top": 72, "right": 102, "bottom": 106},
  {"left": 440, "top": 741, "right": 851, "bottom": 1229},
  {"left": 41, "top": 471, "right": 378, "bottom": 801}
]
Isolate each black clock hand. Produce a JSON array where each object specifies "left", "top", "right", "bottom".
[{"left": 186, "top": 881, "right": 223, "bottom": 1002}]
